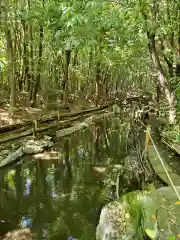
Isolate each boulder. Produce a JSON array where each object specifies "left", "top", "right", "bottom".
[
  {"left": 96, "top": 191, "right": 144, "bottom": 240},
  {"left": 96, "top": 187, "right": 180, "bottom": 240}
]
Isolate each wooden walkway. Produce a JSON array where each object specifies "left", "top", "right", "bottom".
[{"left": 147, "top": 143, "right": 180, "bottom": 186}]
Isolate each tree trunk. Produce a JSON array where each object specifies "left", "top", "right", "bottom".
[
  {"left": 156, "top": 83, "right": 161, "bottom": 103},
  {"left": 7, "top": 29, "right": 16, "bottom": 111},
  {"left": 21, "top": 19, "right": 29, "bottom": 91},
  {"left": 175, "top": 34, "right": 180, "bottom": 79},
  {"left": 140, "top": 1, "right": 177, "bottom": 123},
  {"left": 62, "top": 50, "right": 71, "bottom": 104},
  {"left": 95, "top": 61, "right": 101, "bottom": 106},
  {"left": 28, "top": 0, "right": 34, "bottom": 99},
  {"left": 73, "top": 49, "right": 78, "bottom": 66},
  {"left": 31, "top": 25, "right": 43, "bottom": 107},
  {"left": 147, "top": 33, "right": 176, "bottom": 123}
]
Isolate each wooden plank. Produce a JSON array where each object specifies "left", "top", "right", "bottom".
[{"left": 147, "top": 144, "right": 180, "bottom": 186}]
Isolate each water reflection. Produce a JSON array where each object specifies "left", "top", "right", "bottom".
[{"left": 0, "top": 117, "right": 128, "bottom": 239}]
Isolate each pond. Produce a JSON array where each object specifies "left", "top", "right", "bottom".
[{"left": 0, "top": 115, "right": 129, "bottom": 239}]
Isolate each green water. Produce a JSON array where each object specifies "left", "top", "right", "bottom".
[{"left": 0, "top": 117, "right": 128, "bottom": 239}]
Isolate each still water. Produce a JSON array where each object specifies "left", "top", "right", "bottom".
[{"left": 0, "top": 117, "right": 128, "bottom": 239}]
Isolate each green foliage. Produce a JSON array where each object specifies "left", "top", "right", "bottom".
[
  {"left": 162, "top": 124, "right": 180, "bottom": 143},
  {"left": 0, "top": 0, "right": 180, "bottom": 120},
  {"left": 1, "top": 0, "right": 153, "bottom": 94},
  {"left": 145, "top": 227, "right": 158, "bottom": 240}
]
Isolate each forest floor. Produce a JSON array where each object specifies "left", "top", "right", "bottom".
[
  {"left": 0, "top": 93, "right": 96, "bottom": 127},
  {"left": 0, "top": 92, "right": 179, "bottom": 150}
]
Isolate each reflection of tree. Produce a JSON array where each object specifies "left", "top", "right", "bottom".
[
  {"left": 94, "top": 126, "right": 101, "bottom": 163},
  {"left": 15, "top": 165, "right": 22, "bottom": 204},
  {"left": 0, "top": 117, "right": 128, "bottom": 239},
  {"left": 0, "top": 168, "right": 20, "bottom": 234},
  {"left": 63, "top": 138, "right": 72, "bottom": 192},
  {"left": 33, "top": 161, "right": 56, "bottom": 239}
]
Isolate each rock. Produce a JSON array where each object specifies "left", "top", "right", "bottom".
[
  {"left": 1, "top": 150, "right": 9, "bottom": 155},
  {"left": 96, "top": 187, "right": 180, "bottom": 240},
  {"left": 96, "top": 195, "right": 143, "bottom": 240},
  {"left": 0, "top": 139, "right": 54, "bottom": 168},
  {"left": 23, "top": 139, "right": 53, "bottom": 154},
  {"left": 44, "top": 135, "right": 52, "bottom": 141},
  {"left": 141, "top": 186, "right": 180, "bottom": 240},
  {"left": 93, "top": 167, "right": 107, "bottom": 174},
  {"left": 2, "top": 228, "right": 35, "bottom": 240},
  {"left": 23, "top": 145, "right": 43, "bottom": 154},
  {"left": 0, "top": 147, "right": 24, "bottom": 168},
  {"left": 121, "top": 154, "right": 145, "bottom": 191}
]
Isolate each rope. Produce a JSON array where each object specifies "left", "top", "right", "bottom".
[{"left": 139, "top": 119, "right": 180, "bottom": 201}]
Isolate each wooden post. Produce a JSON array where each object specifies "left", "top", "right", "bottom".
[{"left": 32, "top": 119, "right": 38, "bottom": 137}]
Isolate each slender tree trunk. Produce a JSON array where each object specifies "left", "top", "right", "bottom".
[
  {"left": 95, "top": 61, "right": 101, "bottom": 105},
  {"left": 73, "top": 49, "right": 78, "bottom": 66},
  {"left": 140, "top": 0, "right": 177, "bottom": 123},
  {"left": 21, "top": 20, "right": 29, "bottom": 91},
  {"left": 3, "top": 0, "right": 16, "bottom": 111},
  {"left": 156, "top": 83, "right": 161, "bottom": 103},
  {"left": 7, "top": 29, "right": 16, "bottom": 111},
  {"left": 28, "top": 0, "right": 34, "bottom": 99},
  {"left": 161, "top": 36, "right": 174, "bottom": 80},
  {"left": 62, "top": 50, "right": 71, "bottom": 104},
  {"left": 148, "top": 33, "right": 176, "bottom": 123},
  {"left": 17, "top": 29, "right": 23, "bottom": 90},
  {"left": 31, "top": 21, "right": 44, "bottom": 106},
  {"left": 175, "top": 34, "right": 180, "bottom": 77}
]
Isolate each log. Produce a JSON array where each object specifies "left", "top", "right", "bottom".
[
  {"left": 0, "top": 112, "right": 112, "bottom": 167},
  {"left": 161, "top": 136, "right": 180, "bottom": 155},
  {"left": 139, "top": 113, "right": 180, "bottom": 185},
  {"left": 147, "top": 144, "right": 180, "bottom": 186},
  {"left": 0, "top": 128, "right": 35, "bottom": 144},
  {"left": 56, "top": 112, "right": 113, "bottom": 138},
  {"left": 0, "top": 139, "right": 53, "bottom": 168},
  {"left": 84, "top": 112, "right": 112, "bottom": 123},
  {"left": 0, "top": 122, "right": 29, "bottom": 134},
  {"left": 0, "top": 146, "right": 24, "bottom": 168},
  {"left": 56, "top": 122, "right": 88, "bottom": 137},
  {"left": 0, "top": 101, "right": 115, "bottom": 134},
  {"left": 0, "top": 110, "right": 107, "bottom": 144}
]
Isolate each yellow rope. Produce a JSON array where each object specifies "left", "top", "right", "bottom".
[
  {"left": 141, "top": 125, "right": 151, "bottom": 160},
  {"left": 139, "top": 119, "right": 180, "bottom": 201}
]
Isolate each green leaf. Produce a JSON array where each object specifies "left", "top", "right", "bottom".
[
  {"left": 176, "top": 135, "right": 180, "bottom": 143},
  {"left": 145, "top": 228, "right": 157, "bottom": 239}
]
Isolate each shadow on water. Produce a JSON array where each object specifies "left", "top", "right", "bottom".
[{"left": 0, "top": 117, "right": 129, "bottom": 239}]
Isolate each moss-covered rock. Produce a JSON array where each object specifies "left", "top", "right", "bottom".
[
  {"left": 96, "top": 190, "right": 144, "bottom": 240},
  {"left": 141, "top": 187, "right": 180, "bottom": 239},
  {"left": 96, "top": 187, "right": 180, "bottom": 240}
]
